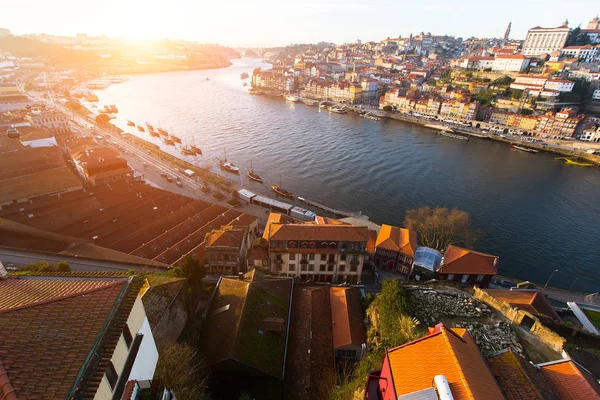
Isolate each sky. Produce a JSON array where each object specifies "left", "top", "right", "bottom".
[{"left": 0, "top": 0, "right": 598, "bottom": 47}]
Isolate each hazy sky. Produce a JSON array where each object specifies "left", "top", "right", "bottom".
[{"left": 1, "top": 0, "right": 597, "bottom": 46}]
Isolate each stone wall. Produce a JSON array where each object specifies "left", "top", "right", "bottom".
[
  {"left": 473, "top": 287, "right": 566, "bottom": 353},
  {"left": 151, "top": 286, "right": 189, "bottom": 343}
]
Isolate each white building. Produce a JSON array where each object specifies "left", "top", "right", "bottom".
[
  {"left": 492, "top": 54, "right": 531, "bottom": 72},
  {"left": 593, "top": 89, "right": 600, "bottom": 100},
  {"left": 579, "top": 126, "right": 600, "bottom": 142},
  {"left": 560, "top": 45, "right": 599, "bottom": 62},
  {"left": 522, "top": 25, "right": 570, "bottom": 57},
  {"left": 510, "top": 75, "right": 574, "bottom": 97}
]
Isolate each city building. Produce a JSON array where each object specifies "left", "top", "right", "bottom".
[
  {"left": 492, "top": 54, "right": 531, "bottom": 72},
  {"left": 437, "top": 245, "right": 499, "bottom": 288},
  {"left": 25, "top": 110, "right": 70, "bottom": 134},
  {"left": 522, "top": 25, "right": 570, "bottom": 57},
  {"left": 580, "top": 125, "right": 600, "bottom": 142},
  {"left": 205, "top": 226, "right": 248, "bottom": 275},
  {"left": 439, "top": 99, "right": 480, "bottom": 120},
  {"left": 0, "top": 271, "right": 161, "bottom": 400},
  {"left": 536, "top": 108, "right": 585, "bottom": 137},
  {"left": 510, "top": 74, "right": 574, "bottom": 97},
  {"left": 252, "top": 71, "right": 295, "bottom": 92},
  {"left": 365, "top": 323, "right": 505, "bottom": 400},
  {"left": 330, "top": 286, "right": 367, "bottom": 360},
  {"left": 373, "top": 224, "right": 417, "bottom": 275},
  {"left": 560, "top": 45, "right": 599, "bottom": 62},
  {"left": 264, "top": 217, "right": 370, "bottom": 284},
  {"left": 202, "top": 270, "right": 293, "bottom": 398}
]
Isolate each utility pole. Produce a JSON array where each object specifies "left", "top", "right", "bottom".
[
  {"left": 543, "top": 269, "right": 559, "bottom": 290},
  {"left": 568, "top": 277, "right": 579, "bottom": 291}
]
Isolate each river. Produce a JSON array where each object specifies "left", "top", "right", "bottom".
[{"left": 94, "top": 58, "right": 600, "bottom": 293}]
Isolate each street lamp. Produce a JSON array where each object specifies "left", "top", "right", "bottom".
[
  {"left": 543, "top": 269, "right": 559, "bottom": 290},
  {"left": 568, "top": 277, "right": 579, "bottom": 291}
]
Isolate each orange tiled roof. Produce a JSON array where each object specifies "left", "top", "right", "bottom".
[
  {"left": 330, "top": 287, "right": 366, "bottom": 349},
  {"left": 485, "top": 289, "right": 561, "bottom": 322},
  {"left": 0, "top": 275, "right": 139, "bottom": 400},
  {"left": 375, "top": 224, "right": 417, "bottom": 257},
  {"left": 387, "top": 324, "right": 504, "bottom": 400},
  {"left": 486, "top": 348, "right": 544, "bottom": 399},
  {"left": 266, "top": 223, "right": 370, "bottom": 242},
  {"left": 366, "top": 229, "right": 377, "bottom": 254},
  {"left": 262, "top": 212, "right": 298, "bottom": 240},
  {"left": 539, "top": 359, "right": 600, "bottom": 400},
  {"left": 438, "top": 245, "right": 498, "bottom": 275},
  {"left": 205, "top": 228, "right": 245, "bottom": 248}
]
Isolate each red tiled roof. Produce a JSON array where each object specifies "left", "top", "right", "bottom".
[
  {"left": 0, "top": 275, "right": 139, "bottom": 400},
  {"left": 330, "top": 287, "right": 366, "bottom": 349},
  {"left": 267, "top": 223, "right": 370, "bottom": 242},
  {"left": 486, "top": 348, "right": 544, "bottom": 399},
  {"left": 387, "top": 324, "right": 504, "bottom": 399},
  {"left": 375, "top": 224, "right": 417, "bottom": 257},
  {"left": 485, "top": 289, "right": 561, "bottom": 322},
  {"left": 438, "top": 245, "right": 498, "bottom": 275},
  {"left": 539, "top": 360, "right": 600, "bottom": 400}
]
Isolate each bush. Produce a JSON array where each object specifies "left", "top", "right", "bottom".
[
  {"left": 382, "top": 105, "right": 393, "bottom": 112},
  {"left": 154, "top": 342, "right": 209, "bottom": 400},
  {"left": 21, "top": 261, "right": 54, "bottom": 272},
  {"left": 56, "top": 261, "right": 71, "bottom": 272}
]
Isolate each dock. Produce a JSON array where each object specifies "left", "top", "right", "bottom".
[
  {"left": 438, "top": 130, "right": 469, "bottom": 141},
  {"left": 298, "top": 197, "right": 364, "bottom": 218}
]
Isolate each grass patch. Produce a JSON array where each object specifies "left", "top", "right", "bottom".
[{"left": 584, "top": 309, "right": 600, "bottom": 330}]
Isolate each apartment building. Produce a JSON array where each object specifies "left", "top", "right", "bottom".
[{"left": 522, "top": 25, "right": 570, "bottom": 57}]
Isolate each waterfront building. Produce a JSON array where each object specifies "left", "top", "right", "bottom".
[
  {"left": 264, "top": 218, "right": 369, "bottom": 284},
  {"left": 492, "top": 54, "right": 530, "bottom": 72},
  {"left": 580, "top": 125, "right": 600, "bottom": 142},
  {"left": 522, "top": 25, "right": 570, "bottom": 57},
  {"left": 373, "top": 224, "right": 417, "bottom": 275},
  {"left": 536, "top": 108, "right": 585, "bottom": 137},
  {"left": 25, "top": 110, "right": 70, "bottom": 134},
  {"left": 365, "top": 323, "right": 505, "bottom": 400},
  {"left": 205, "top": 226, "right": 248, "bottom": 275},
  {"left": 510, "top": 74, "right": 574, "bottom": 97},
  {"left": 252, "top": 71, "right": 295, "bottom": 92},
  {"left": 560, "top": 45, "right": 599, "bottom": 62},
  {"left": 0, "top": 271, "right": 162, "bottom": 400},
  {"left": 67, "top": 138, "right": 132, "bottom": 185},
  {"left": 437, "top": 245, "right": 499, "bottom": 288},
  {"left": 439, "top": 99, "right": 479, "bottom": 121}
]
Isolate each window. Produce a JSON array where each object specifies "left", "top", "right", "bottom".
[
  {"left": 461, "top": 274, "right": 470, "bottom": 283},
  {"left": 320, "top": 264, "right": 326, "bottom": 272},
  {"left": 308, "top": 264, "right": 314, "bottom": 271},
  {"left": 275, "top": 264, "right": 282, "bottom": 272},
  {"left": 340, "top": 254, "right": 346, "bottom": 261},
  {"left": 301, "top": 264, "right": 307, "bottom": 271},
  {"left": 122, "top": 324, "right": 133, "bottom": 349},
  {"left": 105, "top": 361, "right": 118, "bottom": 390},
  {"left": 309, "top": 254, "right": 315, "bottom": 261},
  {"left": 328, "top": 264, "right": 334, "bottom": 272},
  {"left": 350, "top": 264, "right": 357, "bottom": 272},
  {"left": 447, "top": 274, "right": 455, "bottom": 281},
  {"left": 339, "top": 265, "right": 345, "bottom": 272},
  {"left": 276, "top": 254, "right": 282, "bottom": 261},
  {"left": 289, "top": 264, "right": 295, "bottom": 271},
  {"left": 476, "top": 274, "right": 484, "bottom": 283},
  {"left": 328, "top": 254, "right": 335, "bottom": 262},
  {"left": 336, "top": 349, "right": 357, "bottom": 359},
  {"left": 289, "top": 253, "right": 296, "bottom": 261}
]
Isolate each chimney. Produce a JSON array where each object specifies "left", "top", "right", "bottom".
[
  {"left": 0, "top": 261, "right": 8, "bottom": 280},
  {"left": 238, "top": 272, "right": 244, "bottom": 281}
]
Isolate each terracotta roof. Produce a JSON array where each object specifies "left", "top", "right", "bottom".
[
  {"left": 486, "top": 348, "right": 544, "bottom": 399},
  {"left": 387, "top": 323, "right": 504, "bottom": 399},
  {"left": 438, "top": 245, "right": 498, "bottom": 275},
  {"left": 205, "top": 228, "right": 245, "bottom": 248},
  {"left": 262, "top": 212, "right": 298, "bottom": 240},
  {"left": 227, "top": 213, "right": 258, "bottom": 228},
  {"left": 485, "top": 289, "right": 561, "bottom": 322},
  {"left": 0, "top": 275, "right": 141, "bottom": 400},
  {"left": 330, "top": 287, "right": 366, "bottom": 349},
  {"left": 375, "top": 224, "right": 417, "bottom": 257},
  {"left": 496, "top": 54, "right": 526, "bottom": 59},
  {"left": 266, "top": 224, "right": 370, "bottom": 243},
  {"left": 314, "top": 216, "right": 348, "bottom": 225},
  {"left": 538, "top": 359, "right": 600, "bottom": 400},
  {"left": 366, "top": 229, "right": 377, "bottom": 254}
]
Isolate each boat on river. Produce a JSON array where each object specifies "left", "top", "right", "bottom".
[
  {"left": 170, "top": 134, "right": 182, "bottom": 144},
  {"left": 148, "top": 130, "right": 160, "bottom": 137},
  {"left": 146, "top": 122, "right": 154, "bottom": 131},
  {"left": 137, "top": 125, "right": 145, "bottom": 132},
  {"left": 361, "top": 112, "right": 381, "bottom": 121},
  {"left": 511, "top": 144, "right": 538, "bottom": 153},
  {"left": 181, "top": 145, "right": 196, "bottom": 156},
  {"left": 218, "top": 149, "right": 239, "bottom": 174},
  {"left": 564, "top": 157, "right": 594, "bottom": 167},
  {"left": 272, "top": 175, "right": 294, "bottom": 198},
  {"left": 285, "top": 95, "right": 301, "bottom": 102},
  {"left": 328, "top": 106, "right": 347, "bottom": 114},
  {"left": 240, "top": 72, "right": 249, "bottom": 79},
  {"left": 246, "top": 161, "right": 263, "bottom": 183},
  {"left": 158, "top": 127, "right": 169, "bottom": 136},
  {"left": 127, "top": 120, "right": 135, "bottom": 127},
  {"left": 190, "top": 144, "right": 202, "bottom": 155},
  {"left": 162, "top": 136, "right": 175, "bottom": 145}
]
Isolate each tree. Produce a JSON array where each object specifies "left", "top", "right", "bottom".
[
  {"left": 511, "top": 89, "right": 524, "bottom": 100},
  {"left": 95, "top": 113, "right": 110, "bottom": 125},
  {"left": 56, "top": 261, "right": 71, "bottom": 272},
  {"left": 403, "top": 206, "right": 480, "bottom": 251},
  {"left": 21, "top": 261, "right": 54, "bottom": 272},
  {"left": 493, "top": 75, "right": 514, "bottom": 86},
  {"left": 382, "top": 105, "right": 393, "bottom": 112},
  {"left": 176, "top": 255, "right": 206, "bottom": 287},
  {"left": 154, "top": 342, "right": 209, "bottom": 400}
]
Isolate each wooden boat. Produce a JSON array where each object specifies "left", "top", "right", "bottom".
[
  {"left": 170, "top": 134, "right": 182, "bottom": 144},
  {"left": 511, "top": 144, "right": 538, "bottom": 153},
  {"left": 272, "top": 184, "right": 294, "bottom": 199},
  {"left": 246, "top": 161, "right": 263, "bottom": 183},
  {"left": 146, "top": 122, "right": 154, "bottom": 131},
  {"left": 158, "top": 127, "right": 169, "bottom": 136},
  {"left": 181, "top": 145, "right": 196, "bottom": 156},
  {"left": 126, "top": 120, "right": 135, "bottom": 127},
  {"left": 240, "top": 72, "right": 249, "bottom": 79},
  {"left": 328, "top": 106, "right": 346, "bottom": 114},
  {"left": 565, "top": 157, "right": 594, "bottom": 167},
  {"left": 218, "top": 149, "right": 239, "bottom": 174},
  {"left": 162, "top": 137, "right": 175, "bottom": 145},
  {"left": 137, "top": 125, "right": 145, "bottom": 132},
  {"left": 148, "top": 130, "right": 160, "bottom": 137}
]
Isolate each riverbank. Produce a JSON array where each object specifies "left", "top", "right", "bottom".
[{"left": 253, "top": 90, "right": 600, "bottom": 167}]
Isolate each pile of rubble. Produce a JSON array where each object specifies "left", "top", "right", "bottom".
[
  {"left": 455, "top": 321, "right": 524, "bottom": 356},
  {"left": 406, "top": 286, "right": 492, "bottom": 325}
]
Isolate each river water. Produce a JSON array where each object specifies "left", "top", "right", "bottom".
[{"left": 95, "top": 58, "right": 600, "bottom": 292}]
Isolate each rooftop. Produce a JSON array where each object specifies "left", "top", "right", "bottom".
[
  {"left": 330, "top": 287, "right": 366, "bottom": 349},
  {"left": 485, "top": 289, "right": 561, "bottom": 322},
  {"left": 375, "top": 224, "right": 417, "bottom": 257},
  {"left": 486, "top": 348, "right": 544, "bottom": 400},
  {"left": 386, "top": 323, "right": 504, "bottom": 400},
  {"left": 538, "top": 359, "right": 600, "bottom": 400},
  {"left": 438, "top": 245, "right": 498, "bottom": 275}
]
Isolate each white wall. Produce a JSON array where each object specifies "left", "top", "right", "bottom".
[{"left": 129, "top": 317, "right": 159, "bottom": 382}]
